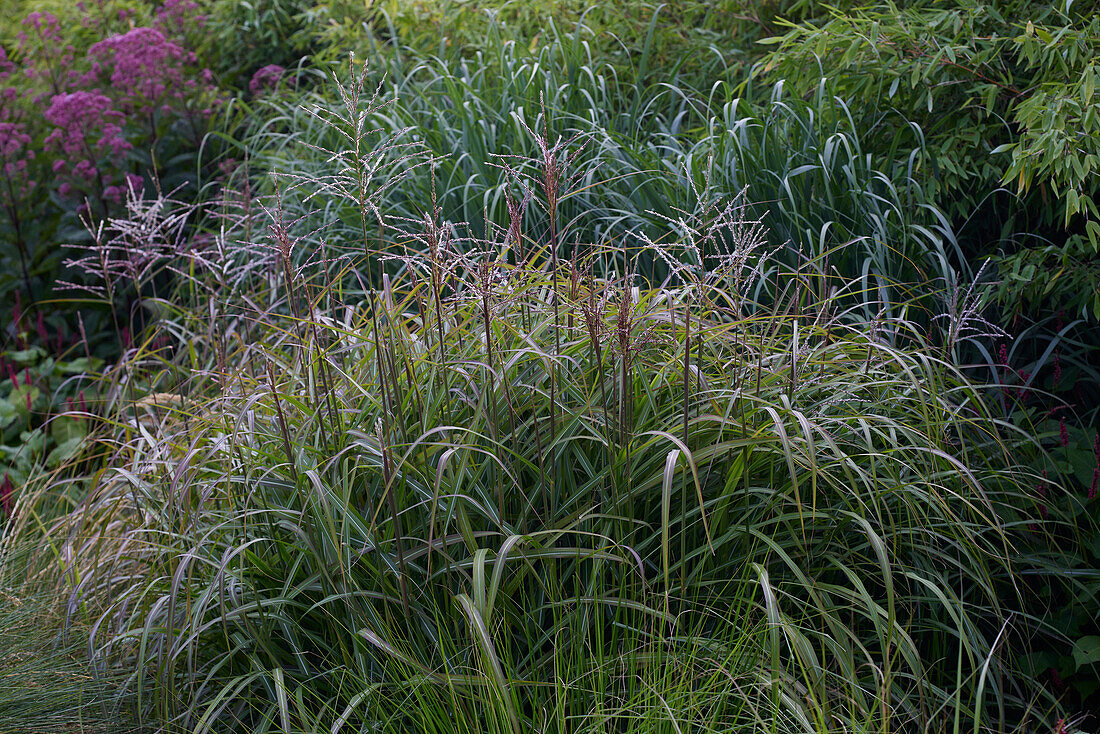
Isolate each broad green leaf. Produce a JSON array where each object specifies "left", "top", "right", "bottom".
[
  {"left": 1072, "top": 636, "right": 1100, "bottom": 670},
  {"left": 51, "top": 416, "right": 87, "bottom": 446},
  {"left": 6, "top": 348, "right": 45, "bottom": 365}
]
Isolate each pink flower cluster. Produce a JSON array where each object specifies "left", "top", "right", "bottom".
[
  {"left": 155, "top": 0, "right": 208, "bottom": 39},
  {"left": 0, "top": 49, "right": 35, "bottom": 206},
  {"left": 44, "top": 91, "right": 129, "bottom": 159},
  {"left": 88, "top": 27, "right": 200, "bottom": 114},
  {"left": 0, "top": 122, "right": 35, "bottom": 202},
  {"left": 18, "top": 12, "right": 78, "bottom": 95},
  {"left": 0, "top": 47, "right": 12, "bottom": 79},
  {"left": 249, "top": 64, "right": 286, "bottom": 96},
  {"left": 43, "top": 91, "right": 133, "bottom": 200}
]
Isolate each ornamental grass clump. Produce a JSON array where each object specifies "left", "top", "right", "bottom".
[
  {"left": 246, "top": 31, "right": 962, "bottom": 329},
  {"left": 39, "top": 64, "right": 1058, "bottom": 734}
]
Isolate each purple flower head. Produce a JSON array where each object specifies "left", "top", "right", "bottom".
[
  {"left": 88, "top": 27, "right": 195, "bottom": 114},
  {"left": 17, "top": 11, "right": 74, "bottom": 93},
  {"left": 0, "top": 121, "right": 36, "bottom": 203},
  {"left": 44, "top": 91, "right": 131, "bottom": 164},
  {"left": 0, "top": 47, "right": 13, "bottom": 80},
  {"left": 2, "top": 159, "right": 30, "bottom": 177},
  {"left": 155, "top": 0, "right": 207, "bottom": 40},
  {"left": 0, "top": 122, "right": 31, "bottom": 160},
  {"left": 249, "top": 64, "right": 285, "bottom": 96},
  {"left": 44, "top": 92, "right": 135, "bottom": 205},
  {"left": 23, "top": 11, "right": 63, "bottom": 40},
  {"left": 73, "top": 159, "right": 98, "bottom": 180}
]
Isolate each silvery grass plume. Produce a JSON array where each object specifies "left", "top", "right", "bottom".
[
  {"left": 491, "top": 96, "right": 593, "bottom": 263},
  {"left": 174, "top": 177, "right": 273, "bottom": 295},
  {"left": 61, "top": 179, "right": 194, "bottom": 300},
  {"left": 935, "top": 259, "right": 1007, "bottom": 361},
  {"left": 282, "top": 56, "right": 436, "bottom": 259},
  {"left": 639, "top": 178, "right": 775, "bottom": 310}
]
